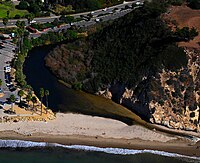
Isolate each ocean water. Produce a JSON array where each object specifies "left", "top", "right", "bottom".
[{"left": 0, "top": 140, "right": 199, "bottom": 163}]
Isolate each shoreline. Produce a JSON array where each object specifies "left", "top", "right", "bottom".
[
  {"left": 0, "top": 113, "right": 199, "bottom": 157},
  {"left": 0, "top": 131, "right": 199, "bottom": 158}
]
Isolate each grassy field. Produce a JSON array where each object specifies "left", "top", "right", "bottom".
[{"left": 0, "top": 2, "right": 28, "bottom": 19}]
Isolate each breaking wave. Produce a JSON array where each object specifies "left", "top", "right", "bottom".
[{"left": 0, "top": 139, "right": 199, "bottom": 162}]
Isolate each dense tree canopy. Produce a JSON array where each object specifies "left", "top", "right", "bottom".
[
  {"left": 85, "top": 1, "right": 190, "bottom": 90},
  {"left": 46, "top": 0, "right": 197, "bottom": 92}
]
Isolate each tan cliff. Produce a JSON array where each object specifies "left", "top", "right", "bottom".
[
  {"left": 97, "top": 49, "right": 200, "bottom": 132},
  {"left": 45, "top": 4, "right": 200, "bottom": 133}
]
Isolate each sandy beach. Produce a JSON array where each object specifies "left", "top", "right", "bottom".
[{"left": 0, "top": 113, "right": 199, "bottom": 157}]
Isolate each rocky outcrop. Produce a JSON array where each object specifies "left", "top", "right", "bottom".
[
  {"left": 97, "top": 49, "right": 200, "bottom": 132},
  {"left": 45, "top": 2, "right": 200, "bottom": 132},
  {"left": 45, "top": 35, "right": 200, "bottom": 133}
]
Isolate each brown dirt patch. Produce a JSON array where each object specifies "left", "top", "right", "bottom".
[{"left": 163, "top": 5, "right": 200, "bottom": 49}]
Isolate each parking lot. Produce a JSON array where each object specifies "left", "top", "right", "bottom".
[
  {"left": 0, "top": 39, "right": 19, "bottom": 112},
  {"left": 0, "top": 37, "right": 47, "bottom": 120}
]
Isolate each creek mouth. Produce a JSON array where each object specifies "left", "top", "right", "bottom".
[
  {"left": 23, "top": 45, "right": 200, "bottom": 140},
  {"left": 23, "top": 45, "right": 135, "bottom": 125}
]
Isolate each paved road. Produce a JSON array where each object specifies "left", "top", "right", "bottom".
[
  {"left": 0, "top": 0, "right": 144, "bottom": 115},
  {"left": 0, "top": 1, "right": 143, "bottom": 103},
  {"left": 30, "top": 5, "right": 141, "bottom": 38},
  {"left": 0, "top": 1, "right": 141, "bottom": 28}
]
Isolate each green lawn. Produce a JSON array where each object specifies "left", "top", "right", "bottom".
[{"left": 0, "top": 2, "right": 28, "bottom": 19}]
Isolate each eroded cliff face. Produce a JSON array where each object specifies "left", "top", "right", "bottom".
[
  {"left": 45, "top": 3, "right": 200, "bottom": 132},
  {"left": 97, "top": 49, "right": 200, "bottom": 132}
]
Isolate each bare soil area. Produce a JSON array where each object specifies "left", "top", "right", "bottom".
[{"left": 163, "top": 5, "right": 200, "bottom": 49}]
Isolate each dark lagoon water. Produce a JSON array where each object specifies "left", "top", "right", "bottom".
[
  {"left": 10, "top": 46, "right": 198, "bottom": 163},
  {"left": 23, "top": 46, "right": 138, "bottom": 124}
]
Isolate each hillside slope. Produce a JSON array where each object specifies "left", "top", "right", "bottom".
[{"left": 45, "top": 1, "right": 200, "bottom": 132}]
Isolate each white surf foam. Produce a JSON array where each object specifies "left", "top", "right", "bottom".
[{"left": 0, "top": 139, "right": 199, "bottom": 162}]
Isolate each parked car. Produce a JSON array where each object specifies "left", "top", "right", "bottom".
[
  {"left": 15, "top": 98, "right": 20, "bottom": 103},
  {"left": 4, "top": 110, "right": 16, "bottom": 115},
  {"left": 9, "top": 87, "right": 16, "bottom": 92},
  {"left": 19, "top": 102, "right": 28, "bottom": 108},
  {"left": 6, "top": 82, "right": 13, "bottom": 87},
  {"left": 4, "top": 66, "right": 11, "bottom": 73},
  {"left": 0, "top": 101, "right": 5, "bottom": 105},
  {"left": 5, "top": 73, "right": 11, "bottom": 80},
  {"left": 5, "top": 61, "right": 11, "bottom": 64},
  {"left": 5, "top": 79, "right": 11, "bottom": 84}
]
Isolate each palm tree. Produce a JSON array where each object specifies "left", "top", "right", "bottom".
[
  {"left": 25, "top": 13, "right": 34, "bottom": 25},
  {"left": 31, "top": 96, "right": 37, "bottom": 111},
  {"left": 40, "top": 88, "right": 44, "bottom": 115},
  {"left": 15, "top": 20, "right": 25, "bottom": 29},
  {"left": 26, "top": 93, "right": 32, "bottom": 107},
  {"left": 15, "top": 20, "right": 25, "bottom": 53},
  {"left": 18, "top": 90, "right": 24, "bottom": 103},
  {"left": 9, "top": 94, "right": 15, "bottom": 112},
  {"left": 6, "top": 10, "right": 10, "bottom": 18},
  {"left": 45, "top": 89, "right": 49, "bottom": 113},
  {"left": 25, "top": 85, "right": 32, "bottom": 92},
  {"left": 3, "top": 17, "right": 8, "bottom": 28},
  {"left": 0, "top": 79, "right": 2, "bottom": 88}
]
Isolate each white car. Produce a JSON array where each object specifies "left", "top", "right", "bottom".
[
  {"left": 4, "top": 66, "right": 11, "bottom": 73},
  {"left": 6, "top": 82, "right": 13, "bottom": 87},
  {"left": 136, "top": 2, "right": 141, "bottom": 5},
  {"left": 30, "top": 20, "right": 36, "bottom": 24},
  {"left": 95, "top": 18, "right": 100, "bottom": 22}
]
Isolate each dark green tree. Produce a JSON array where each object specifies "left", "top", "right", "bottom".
[
  {"left": 26, "top": 92, "right": 32, "bottom": 107},
  {"left": 18, "top": 90, "right": 24, "bottom": 103},
  {"left": 9, "top": 94, "right": 15, "bottom": 112},
  {"left": 25, "top": 13, "right": 34, "bottom": 24},
  {"left": 6, "top": 10, "right": 10, "bottom": 18},
  {"left": 3, "top": 17, "right": 8, "bottom": 27}
]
